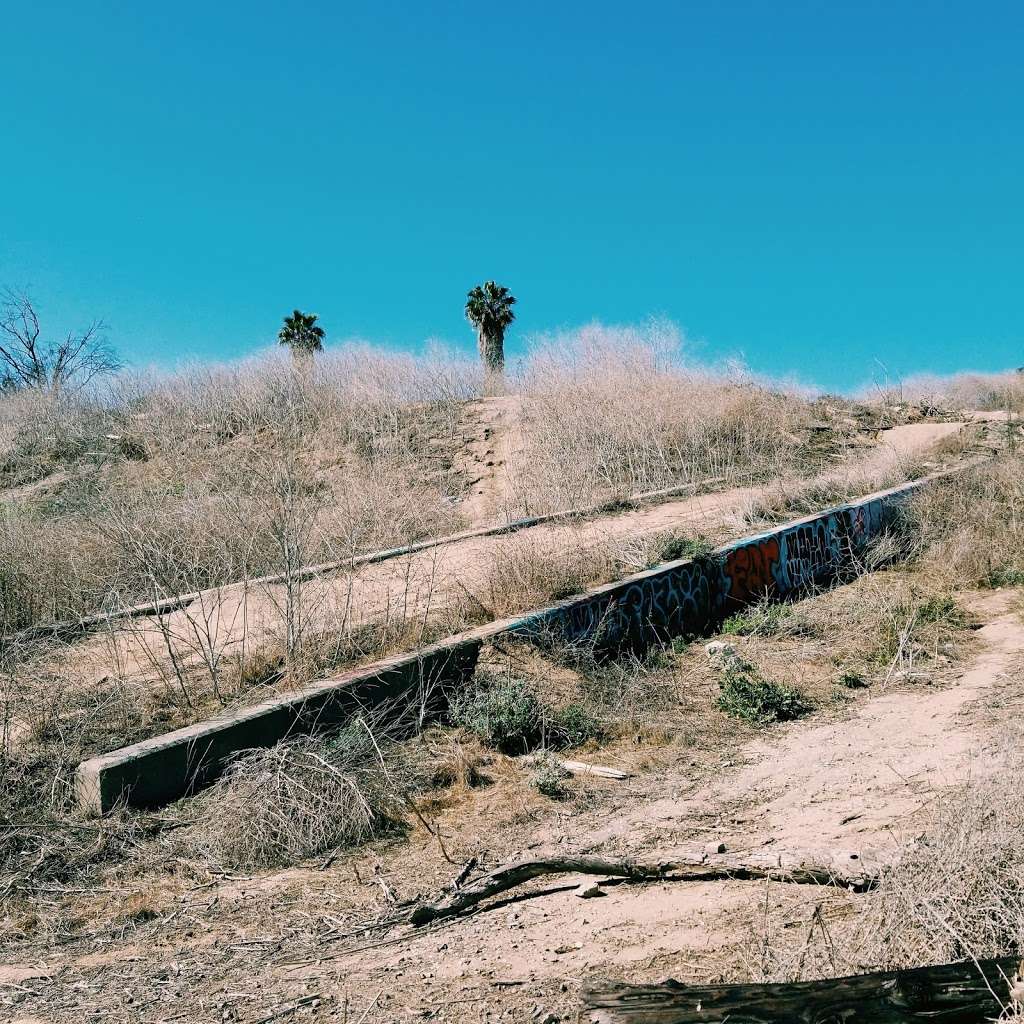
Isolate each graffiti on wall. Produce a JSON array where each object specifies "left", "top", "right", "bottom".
[
  {"left": 521, "top": 555, "right": 723, "bottom": 653},
  {"left": 517, "top": 488, "right": 910, "bottom": 653},
  {"left": 724, "top": 536, "right": 781, "bottom": 605}
]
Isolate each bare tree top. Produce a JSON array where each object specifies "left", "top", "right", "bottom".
[{"left": 0, "top": 289, "right": 121, "bottom": 393}]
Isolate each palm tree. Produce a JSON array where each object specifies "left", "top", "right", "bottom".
[
  {"left": 278, "top": 310, "right": 325, "bottom": 357},
  {"left": 465, "top": 282, "right": 516, "bottom": 374}
]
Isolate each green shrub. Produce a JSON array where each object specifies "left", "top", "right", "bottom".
[
  {"left": 986, "top": 566, "right": 1024, "bottom": 588},
  {"left": 716, "top": 664, "right": 810, "bottom": 725},
  {"left": 656, "top": 534, "right": 715, "bottom": 564},
  {"left": 838, "top": 671, "right": 869, "bottom": 689},
  {"left": 721, "top": 602, "right": 794, "bottom": 637},
  {"left": 551, "top": 704, "right": 600, "bottom": 747},
  {"left": 914, "top": 594, "right": 971, "bottom": 628},
  {"left": 449, "top": 676, "right": 600, "bottom": 754},
  {"left": 530, "top": 753, "right": 571, "bottom": 799}
]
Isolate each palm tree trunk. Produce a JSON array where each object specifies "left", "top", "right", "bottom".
[{"left": 478, "top": 330, "right": 505, "bottom": 374}]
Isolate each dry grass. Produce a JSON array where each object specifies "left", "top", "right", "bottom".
[
  {"left": 853, "top": 752, "right": 1024, "bottom": 968},
  {"left": 902, "top": 454, "right": 1024, "bottom": 588},
  {"left": 0, "top": 327, "right": 833, "bottom": 645},
  {"left": 503, "top": 322, "right": 822, "bottom": 515},
  {"left": 471, "top": 527, "right": 708, "bottom": 620},
  {"left": 473, "top": 531, "right": 619, "bottom": 618},
  {"left": 182, "top": 725, "right": 403, "bottom": 871},
  {"left": 864, "top": 369, "right": 1024, "bottom": 415},
  {"left": 742, "top": 453, "right": 932, "bottom": 527},
  {"left": 739, "top": 734, "right": 1024, "bottom": 985},
  {"left": 724, "top": 572, "right": 973, "bottom": 690},
  {"left": 0, "top": 345, "right": 480, "bottom": 636}
]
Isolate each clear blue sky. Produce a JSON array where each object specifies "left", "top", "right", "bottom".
[{"left": 2, "top": 1, "right": 1022, "bottom": 392}]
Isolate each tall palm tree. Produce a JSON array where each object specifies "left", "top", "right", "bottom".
[
  {"left": 278, "top": 310, "right": 325, "bottom": 356},
  {"left": 465, "top": 282, "right": 516, "bottom": 374}
]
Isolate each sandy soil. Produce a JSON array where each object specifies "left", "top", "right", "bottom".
[
  {"left": 5, "top": 582, "right": 1022, "bottom": 1023},
  {"left": 453, "top": 396, "right": 524, "bottom": 528}
]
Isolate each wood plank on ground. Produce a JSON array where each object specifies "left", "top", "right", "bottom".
[{"left": 582, "top": 956, "right": 1022, "bottom": 1024}]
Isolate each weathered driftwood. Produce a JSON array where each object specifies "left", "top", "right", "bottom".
[
  {"left": 583, "top": 957, "right": 1023, "bottom": 1024},
  {"left": 558, "top": 759, "right": 633, "bottom": 780},
  {"left": 523, "top": 756, "right": 633, "bottom": 780},
  {"left": 409, "top": 848, "right": 877, "bottom": 926}
]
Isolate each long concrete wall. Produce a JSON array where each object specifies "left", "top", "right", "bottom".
[{"left": 76, "top": 475, "right": 927, "bottom": 815}]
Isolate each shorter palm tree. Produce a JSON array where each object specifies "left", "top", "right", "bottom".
[
  {"left": 278, "top": 310, "right": 325, "bottom": 356},
  {"left": 465, "top": 282, "right": 516, "bottom": 374}
]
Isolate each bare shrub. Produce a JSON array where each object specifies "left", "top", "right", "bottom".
[
  {"left": 184, "top": 726, "right": 403, "bottom": 870},
  {"left": 863, "top": 369, "right": 1024, "bottom": 415},
  {"left": 0, "top": 508, "right": 110, "bottom": 631},
  {"left": 903, "top": 455, "right": 1024, "bottom": 588},
  {"left": 0, "top": 343, "right": 477, "bottom": 638},
  {"left": 0, "top": 657, "right": 146, "bottom": 916},
  {"left": 476, "top": 531, "right": 616, "bottom": 617},
  {"left": 854, "top": 758, "right": 1024, "bottom": 968},
  {"left": 0, "top": 385, "right": 121, "bottom": 480},
  {"left": 577, "top": 648, "right": 688, "bottom": 732},
  {"left": 743, "top": 454, "right": 930, "bottom": 527},
  {"left": 0, "top": 289, "right": 120, "bottom": 393},
  {"left": 504, "top": 321, "right": 816, "bottom": 515}
]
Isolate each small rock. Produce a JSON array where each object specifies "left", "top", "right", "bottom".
[
  {"left": 575, "top": 881, "right": 605, "bottom": 899},
  {"left": 704, "top": 840, "right": 727, "bottom": 855},
  {"left": 704, "top": 641, "right": 736, "bottom": 661}
]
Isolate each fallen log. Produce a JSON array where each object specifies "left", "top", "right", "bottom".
[
  {"left": 408, "top": 848, "right": 878, "bottom": 927},
  {"left": 558, "top": 759, "right": 633, "bottom": 780},
  {"left": 582, "top": 957, "right": 1023, "bottom": 1024},
  {"left": 523, "top": 755, "right": 633, "bottom": 780}
]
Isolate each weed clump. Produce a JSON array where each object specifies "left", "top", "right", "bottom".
[
  {"left": 716, "top": 661, "right": 811, "bottom": 725},
  {"left": 184, "top": 725, "right": 400, "bottom": 870},
  {"left": 529, "top": 753, "right": 571, "bottom": 799},
  {"left": 656, "top": 534, "right": 716, "bottom": 565},
  {"left": 721, "top": 602, "right": 795, "bottom": 638},
  {"left": 449, "top": 675, "right": 600, "bottom": 754}
]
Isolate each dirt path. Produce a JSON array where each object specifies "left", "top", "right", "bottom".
[
  {"left": 9, "top": 585, "right": 1022, "bottom": 1024},
  {"left": 314, "top": 590, "right": 1024, "bottom": 992},
  {"left": 452, "top": 395, "right": 524, "bottom": 528}
]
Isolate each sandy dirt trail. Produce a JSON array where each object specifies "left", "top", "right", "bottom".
[
  {"left": 306, "top": 590, "right": 1024, "bottom": 990},
  {"left": 8, "top": 586, "right": 1022, "bottom": 1024},
  {"left": 453, "top": 395, "right": 525, "bottom": 527}
]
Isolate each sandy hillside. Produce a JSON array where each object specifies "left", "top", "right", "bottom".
[
  {"left": 36, "top": 416, "right": 979, "bottom": 713},
  {"left": 5, "top": 575, "right": 1022, "bottom": 1023}
]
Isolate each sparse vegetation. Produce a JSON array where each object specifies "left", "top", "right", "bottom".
[
  {"left": 715, "top": 658, "right": 811, "bottom": 724},
  {"left": 529, "top": 752, "right": 572, "bottom": 799},
  {"left": 184, "top": 725, "right": 400, "bottom": 870},
  {"left": 902, "top": 453, "right": 1024, "bottom": 589},
  {"left": 1, "top": 319, "right": 1014, "bottom": 1022},
  {"left": 502, "top": 322, "right": 827, "bottom": 516},
  {"left": 721, "top": 601, "right": 797, "bottom": 637},
  {"left": 449, "top": 674, "right": 599, "bottom": 754}
]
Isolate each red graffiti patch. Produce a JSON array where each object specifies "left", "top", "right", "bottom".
[{"left": 725, "top": 537, "right": 780, "bottom": 604}]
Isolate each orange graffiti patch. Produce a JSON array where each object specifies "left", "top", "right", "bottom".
[{"left": 725, "top": 537, "right": 780, "bottom": 605}]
